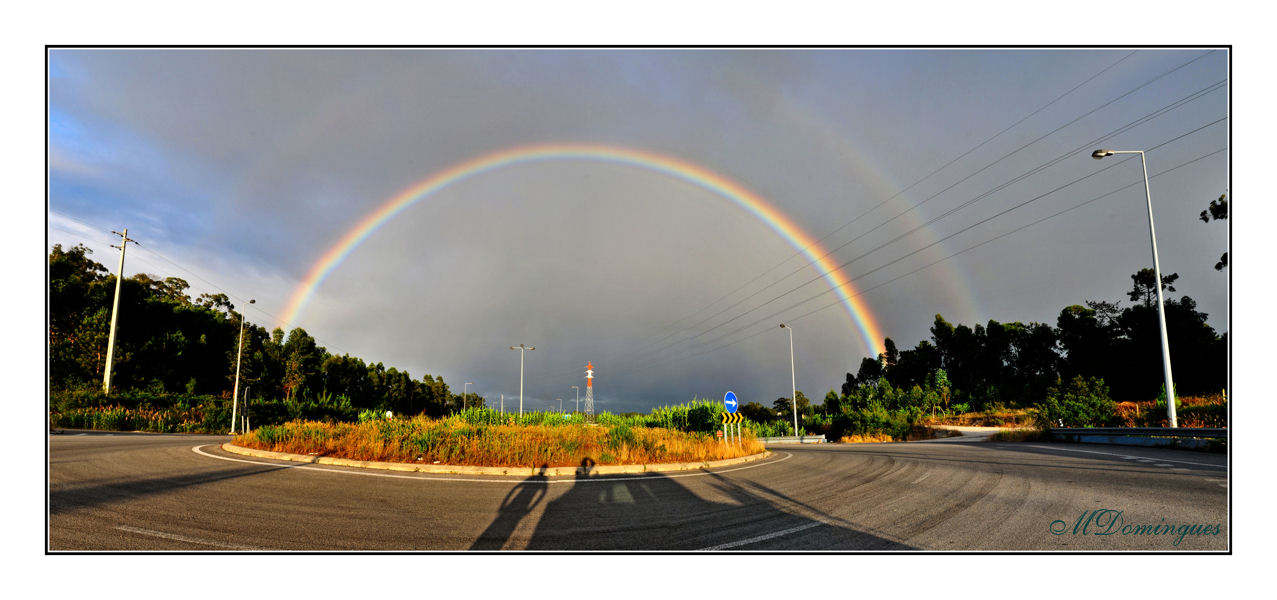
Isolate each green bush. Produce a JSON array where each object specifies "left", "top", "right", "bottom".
[
  {"left": 1034, "top": 376, "right": 1116, "bottom": 428},
  {"left": 825, "top": 403, "right": 915, "bottom": 440}
]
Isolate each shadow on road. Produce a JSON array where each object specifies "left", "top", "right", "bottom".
[
  {"left": 468, "top": 464, "right": 550, "bottom": 550},
  {"left": 50, "top": 463, "right": 296, "bottom": 515},
  {"left": 468, "top": 456, "right": 913, "bottom": 550}
]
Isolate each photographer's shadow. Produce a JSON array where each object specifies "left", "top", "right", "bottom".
[{"left": 468, "top": 464, "right": 549, "bottom": 550}]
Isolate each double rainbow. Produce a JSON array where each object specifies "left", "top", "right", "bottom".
[{"left": 277, "top": 143, "right": 884, "bottom": 355}]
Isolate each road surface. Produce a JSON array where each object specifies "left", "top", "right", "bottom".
[{"left": 48, "top": 431, "right": 1228, "bottom": 551}]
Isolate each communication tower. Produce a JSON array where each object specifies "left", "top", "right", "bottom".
[{"left": 584, "top": 361, "right": 595, "bottom": 423}]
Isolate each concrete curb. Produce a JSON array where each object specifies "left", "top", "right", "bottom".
[{"left": 221, "top": 443, "right": 772, "bottom": 476}]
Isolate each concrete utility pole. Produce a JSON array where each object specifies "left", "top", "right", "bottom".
[
  {"left": 571, "top": 385, "right": 579, "bottom": 413},
  {"left": 230, "top": 299, "right": 255, "bottom": 435},
  {"left": 102, "top": 229, "right": 136, "bottom": 394}
]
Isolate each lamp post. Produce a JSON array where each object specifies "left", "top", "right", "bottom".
[
  {"left": 1091, "top": 149, "right": 1177, "bottom": 427},
  {"left": 779, "top": 324, "right": 798, "bottom": 437},
  {"left": 509, "top": 344, "right": 535, "bottom": 417},
  {"left": 463, "top": 382, "right": 472, "bottom": 411},
  {"left": 557, "top": 398, "right": 563, "bottom": 414},
  {"left": 229, "top": 299, "right": 255, "bottom": 435}
]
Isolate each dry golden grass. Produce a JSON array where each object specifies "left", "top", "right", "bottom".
[
  {"left": 1115, "top": 393, "right": 1227, "bottom": 428},
  {"left": 234, "top": 416, "right": 764, "bottom": 467}
]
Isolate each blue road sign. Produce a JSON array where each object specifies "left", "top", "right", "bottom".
[{"left": 724, "top": 391, "right": 739, "bottom": 414}]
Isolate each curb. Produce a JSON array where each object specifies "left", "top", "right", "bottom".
[{"left": 221, "top": 443, "right": 772, "bottom": 476}]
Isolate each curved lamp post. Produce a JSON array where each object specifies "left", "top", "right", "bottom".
[
  {"left": 509, "top": 344, "right": 535, "bottom": 417},
  {"left": 779, "top": 324, "right": 798, "bottom": 437},
  {"left": 1092, "top": 149, "right": 1177, "bottom": 427}
]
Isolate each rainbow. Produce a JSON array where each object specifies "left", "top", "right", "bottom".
[{"left": 278, "top": 143, "right": 884, "bottom": 355}]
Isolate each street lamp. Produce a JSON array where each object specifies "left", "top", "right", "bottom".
[
  {"left": 230, "top": 299, "right": 255, "bottom": 435},
  {"left": 557, "top": 398, "right": 563, "bottom": 414},
  {"left": 779, "top": 324, "right": 798, "bottom": 437},
  {"left": 463, "top": 382, "right": 473, "bottom": 411},
  {"left": 509, "top": 344, "right": 535, "bottom": 417},
  {"left": 571, "top": 385, "right": 579, "bottom": 413},
  {"left": 1091, "top": 149, "right": 1177, "bottom": 427}
]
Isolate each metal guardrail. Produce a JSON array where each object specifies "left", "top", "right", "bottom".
[
  {"left": 758, "top": 435, "right": 827, "bottom": 444},
  {"left": 1046, "top": 427, "right": 1227, "bottom": 438}
]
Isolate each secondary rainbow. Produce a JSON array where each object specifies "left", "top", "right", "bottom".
[{"left": 278, "top": 143, "right": 885, "bottom": 355}]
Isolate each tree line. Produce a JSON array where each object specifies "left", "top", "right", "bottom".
[
  {"left": 49, "top": 243, "right": 473, "bottom": 416},
  {"left": 827, "top": 189, "right": 1228, "bottom": 412}
]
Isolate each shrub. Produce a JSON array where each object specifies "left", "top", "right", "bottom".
[{"left": 1034, "top": 376, "right": 1116, "bottom": 428}]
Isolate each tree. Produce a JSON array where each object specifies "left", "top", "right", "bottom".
[
  {"left": 49, "top": 244, "right": 111, "bottom": 387},
  {"left": 1199, "top": 192, "right": 1228, "bottom": 270},
  {"left": 1127, "top": 268, "right": 1178, "bottom": 306},
  {"left": 854, "top": 356, "right": 883, "bottom": 386},
  {"left": 281, "top": 328, "right": 324, "bottom": 402},
  {"left": 840, "top": 372, "right": 858, "bottom": 397},
  {"left": 1057, "top": 304, "right": 1111, "bottom": 382},
  {"left": 196, "top": 292, "right": 235, "bottom": 314},
  {"left": 740, "top": 401, "right": 773, "bottom": 423},
  {"left": 1084, "top": 299, "right": 1123, "bottom": 328}
]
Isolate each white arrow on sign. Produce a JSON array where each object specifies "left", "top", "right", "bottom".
[{"left": 724, "top": 391, "right": 739, "bottom": 413}]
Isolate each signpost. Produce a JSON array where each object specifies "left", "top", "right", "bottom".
[{"left": 723, "top": 391, "right": 742, "bottom": 445}]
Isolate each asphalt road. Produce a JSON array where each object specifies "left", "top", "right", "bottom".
[{"left": 48, "top": 431, "right": 1228, "bottom": 551}]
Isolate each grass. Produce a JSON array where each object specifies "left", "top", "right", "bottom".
[
  {"left": 1114, "top": 393, "right": 1227, "bottom": 428},
  {"left": 987, "top": 429, "right": 1049, "bottom": 443},
  {"left": 49, "top": 403, "right": 224, "bottom": 433},
  {"left": 234, "top": 413, "right": 764, "bottom": 467},
  {"left": 920, "top": 407, "right": 1036, "bottom": 428}
]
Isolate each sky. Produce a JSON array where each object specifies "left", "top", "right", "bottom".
[
  {"left": 45, "top": 47, "right": 1231, "bottom": 414},
  {"left": 16, "top": 1, "right": 1273, "bottom": 590}
]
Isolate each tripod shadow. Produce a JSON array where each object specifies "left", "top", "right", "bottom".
[{"left": 468, "top": 464, "right": 549, "bottom": 550}]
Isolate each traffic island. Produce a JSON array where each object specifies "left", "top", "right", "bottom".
[{"left": 222, "top": 443, "right": 772, "bottom": 476}]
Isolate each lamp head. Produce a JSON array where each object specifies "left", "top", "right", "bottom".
[
  {"left": 1091, "top": 149, "right": 1114, "bottom": 159},
  {"left": 779, "top": 323, "right": 787, "bottom": 329}
]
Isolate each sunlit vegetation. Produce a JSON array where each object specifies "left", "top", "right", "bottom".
[{"left": 234, "top": 408, "right": 763, "bottom": 467}]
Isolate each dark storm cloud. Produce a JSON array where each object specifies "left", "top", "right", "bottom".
[{"left": 47, "top": 48, "right": 1229, "bottom": 413}]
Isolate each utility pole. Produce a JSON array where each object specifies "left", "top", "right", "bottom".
[
  {"left": 102, "top": 229, "right": 136, "bottom": 394},
  {"left": 230, "top": 299, "right": 255, "bottom": 435}
]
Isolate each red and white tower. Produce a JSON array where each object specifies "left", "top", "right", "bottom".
[{"left": 584, "top": 361, "right": 595, "bottom": 423}]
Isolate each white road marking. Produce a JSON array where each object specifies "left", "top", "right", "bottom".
[
  {"left": 698, "top": 521, "right": 824, "bottom": 550},
  {"left": 192, "top": 445, "right": 792, "bottom": 484},
  {"left": 115, "top": 525, "right": 261, "bottom": 550},
  {"left": 1024, "top": 445, "right": 1226, "bottom": 469}
]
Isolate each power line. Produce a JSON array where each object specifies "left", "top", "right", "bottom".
[
  {"left": 635, "top": 81, "right": 1227, "bottom": 364},
  {"left": 625, "top": 50, "right": 1212, "bottom": 360},
  {"left": 670, "top": 133, "right": 1228, "bottom": 364}
]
